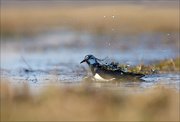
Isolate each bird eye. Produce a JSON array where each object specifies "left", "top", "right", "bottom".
[{"left": 85, "top": 55, "right": 89, "bottom": 59}]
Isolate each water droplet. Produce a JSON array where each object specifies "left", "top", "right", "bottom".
[
  {"left": 103, "top": 16, "right": 106, "bottom": 18},
  {"left": 112, "top": 16, "right": 115, "bottom": 18}
]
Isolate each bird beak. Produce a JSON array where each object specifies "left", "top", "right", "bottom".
[{"left": 80, "top": 59, "right": 86, "bottom": 64}]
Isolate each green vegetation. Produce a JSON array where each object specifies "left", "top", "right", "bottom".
[
  {"left": 154, "top": 58, "right": 180, "bottom": 73},
  {"left": 118, "top": 57, "right": 180, "bottom": 74}
]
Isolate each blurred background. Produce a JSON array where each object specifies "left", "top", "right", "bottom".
[
  {"left": 1, "top": 0, "right": 179, "bottom": 121},
  {"left": 1, "top": 0, "right": 179, "bottom": 87}
]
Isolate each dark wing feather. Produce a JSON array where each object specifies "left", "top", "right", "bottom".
[{"left": 94, "top": 64, "right": 144, "bottom": 79}]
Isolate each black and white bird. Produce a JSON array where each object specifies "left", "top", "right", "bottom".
[{"left": 80, "top": 54, "right": 145, "bottom": 81}]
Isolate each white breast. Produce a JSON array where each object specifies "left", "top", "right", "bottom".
[{"left": 94, "top": 73, "right": 115, "bottom": 82}]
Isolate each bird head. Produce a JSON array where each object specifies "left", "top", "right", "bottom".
[{"left": 80, "top": 55, "right": 99, "bottom": 65}]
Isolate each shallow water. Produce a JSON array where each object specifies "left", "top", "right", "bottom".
[{"left": 1, "top": 29, "right": 179, "bottom": 92}]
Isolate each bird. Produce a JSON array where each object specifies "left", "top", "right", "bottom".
[{"left": 80, "top": 54, "right": 145, "bottom": 81}]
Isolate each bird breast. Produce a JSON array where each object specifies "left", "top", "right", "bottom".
[{"left": 94, "top": 73, "right": 115, "bottom": 82}]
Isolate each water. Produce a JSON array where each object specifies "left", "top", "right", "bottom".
[{"left": 1, "top": 29, "right": 179, "bottom": 92}]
